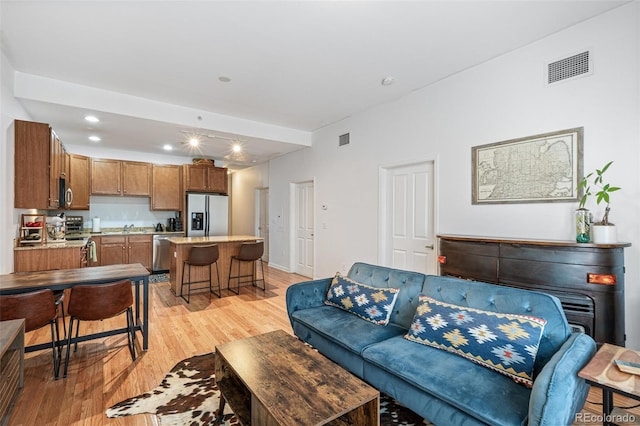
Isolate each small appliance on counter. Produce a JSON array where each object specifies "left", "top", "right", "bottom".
[
  {"left": 46, "top": 213, "right": 66, "bottom": 241},
  {"left": 167, "top": 218, "right": 176, "bottom": 232},
  {"left": 174, "top": 211, "right": 183, "bottom": 232},
  {"left": 65, "top": 215, "right": 84, "bottom": 240}
]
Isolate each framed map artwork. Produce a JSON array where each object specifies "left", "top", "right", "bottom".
[{"left": 472, "top": 127, "right": 583, "bottom": 204}]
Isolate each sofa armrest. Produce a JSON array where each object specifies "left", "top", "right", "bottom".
[
  {"left": 528, "top": 332, "right": 597, "bottom": 426},
  {"left": 285, "top": 278, "right": 333, "bottom": 327}
]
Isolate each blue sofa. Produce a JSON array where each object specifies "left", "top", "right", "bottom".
[{"left": 286, "top": 262, "right": 596, "bottom": 426}]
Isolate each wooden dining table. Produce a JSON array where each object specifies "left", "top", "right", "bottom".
[{"left": 0, "top": 263, "right": 150, "bottom": 352}]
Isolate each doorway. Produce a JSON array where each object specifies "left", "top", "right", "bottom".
[
  {"left": 379, "top": 160, "right": 436, "bottom": 274},
  {"left": 255, "top": 187, "right": 269, "bottom": 262},
  {"left": 291, "top": 181, "right": 314, "bottom": 278}
]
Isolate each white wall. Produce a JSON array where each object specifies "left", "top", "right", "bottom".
[
  {"left": 1, "top": 49, "right": 33, "bottom": 274},
  {"left": 269, "top": 4, "right": 640, "bottom": 346},
  {"left": 229, "top": 163, "right": 269, "bottom": 236}
]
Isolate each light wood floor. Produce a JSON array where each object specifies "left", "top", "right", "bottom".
[{"left": 5, "top": 266, "right": 640, "bottom": 425}]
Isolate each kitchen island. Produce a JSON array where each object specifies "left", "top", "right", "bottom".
[{"left": 168, "top": 235, "right": 263, "bottom": 296}]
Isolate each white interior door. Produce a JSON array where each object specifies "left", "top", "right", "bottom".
[
  {"left": 256, "top": 188, "right": 269, "bottom": 262},
  {"left": 383, "top": 161, "right": 436, "bottom": 274},
  {"left": 294, "top": 182, "right": 314, "bottom": 277}
]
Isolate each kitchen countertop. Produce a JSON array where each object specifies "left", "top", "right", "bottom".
[
  {"left": 14, "top": 230, "right": 185, "bottom": 251},
  {"left": 168, "top": 235, "right": 263, "bottom": 245}
]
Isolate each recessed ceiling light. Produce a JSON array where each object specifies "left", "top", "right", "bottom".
[
  {"left": 189, "top": 137, "right": 200, "bottom": 147},
  {"left": 232, "top": 142, "right": 242, "bottom": 153},
  {"left": 163, "top": 144, "right": 173, "bottom": 151},
  {"left": 218, "top": 76, "right": 232, "bottom": 83},
  {"left": 88, "top": 135, "right": 101, "bottom": 142},
  {"left": 85, "top": 115, "right": 100, "bottom": 123},
  {"left": 381, "top": 76, "right": 395, "bottom": 86}
]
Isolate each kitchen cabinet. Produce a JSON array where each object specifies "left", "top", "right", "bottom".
[
  {"left": 122, "top": 161, "right": 151, "bottom": 196},
  {"left": 91, "top": 159, "right": 151, "bottom": 196},
  {"left": 14, "top": 120, "right": 65, "bottom": 209},
  {"left": 49, "top": 130, "right": 67, "bottom": 208},
  {"left": 151, "top": 164, "right": 182, "bottom": 211},
  {"left": 91, "top": 158, "right": 121, "bottom": 195},
  {"left": 184, "top": 165, "right": 228, "bottom": 194},
  {"left": 68, "top": 154, "right": 91, "bottom": 210},
  {"left": 98, "top": 235, "right": 152, "bottom": 270},
  {"left": 14, "top": 247, "right": 83, "bottom": 272}
]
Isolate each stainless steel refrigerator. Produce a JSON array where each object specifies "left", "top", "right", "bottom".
[{"left": 186, "top": 193, "right": 229, "bottom": 237}]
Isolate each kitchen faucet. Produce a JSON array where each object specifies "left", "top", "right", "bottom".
[{"left": 123, "top": 223, "right": 135, "bottom": 233}]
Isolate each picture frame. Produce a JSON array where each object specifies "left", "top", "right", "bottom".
[{"left": 472, "top": 127, "right": 583, "bottom": 204}]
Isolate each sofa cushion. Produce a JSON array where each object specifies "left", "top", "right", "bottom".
[
  {"left": 291, "top": 305, "right": 407, "bottom": 355},
  {"left": 404, "top": 295, "right": 546, "bottom": 388},
  {"left": 362, "top": 335, "right": 532, "bottom": 426},
  {"left": 325, "top": 273, "right": 400, "bottom": 325}
]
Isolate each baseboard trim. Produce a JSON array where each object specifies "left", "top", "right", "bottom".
[{"left": 268, "top": 262, "right": 291, "bottom": 273}]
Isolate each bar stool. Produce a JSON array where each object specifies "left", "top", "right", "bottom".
[
  {"left": 181, "top": 244, "right": 221, "bottom": 303},
  {"left": 0, "top": 289, "right": 63, "bottom": 379},
  {"left": 228, "top": 241, "right": 266, "bottom": 294},
  {"left": 63, "top": 279, "right": 136, "bottom": 378}
]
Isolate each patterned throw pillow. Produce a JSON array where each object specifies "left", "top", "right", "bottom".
[
  {"left": 404, "top": 295, "right": 546, "bottom": 388},
  {"left": 324, "top": 273, "right": 400, "bottom": 325}
]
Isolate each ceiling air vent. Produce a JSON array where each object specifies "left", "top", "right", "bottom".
[
  {"left": 546, "top": 50, "right": 592, "bottom": 85},
  {"left": 339, "top": 133, "right": 350, "bottom": 147}
]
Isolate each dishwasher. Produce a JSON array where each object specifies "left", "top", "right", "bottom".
[{"left": 152, "top": 234, "right": 171, "bottom": 273}]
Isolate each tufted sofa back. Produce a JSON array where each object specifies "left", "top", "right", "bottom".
[
  {"left": 422, "top": 275, "right": 572, "bottom": 373},
  {"left": 347, "top": 262, "right": 426, "bottom": 329}
]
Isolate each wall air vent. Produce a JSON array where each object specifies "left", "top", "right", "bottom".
[
  {"left": 339, "top": 133, "right": 350, "bottom": 146},
  {"left": 546, "top": 50, "right": 592, "bottom": 85}
]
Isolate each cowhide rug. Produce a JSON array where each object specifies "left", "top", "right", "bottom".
[{"left": 106, "top": 353, "right": 432, "bottom": 426}]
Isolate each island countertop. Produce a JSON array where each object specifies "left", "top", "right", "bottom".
[
  {"left": 168, "top": 235, "right": 263, "bottom": 245},
  {"left": 168, "top": 235, "right": 263, "bottom": 296}
]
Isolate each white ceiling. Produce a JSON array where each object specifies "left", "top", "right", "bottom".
[{"left": 1, "top": 1, "right": 628, "bottom": 168}]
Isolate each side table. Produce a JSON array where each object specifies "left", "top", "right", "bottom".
[
  {"left": 578, "top": 343, "right": 640, "bottom": 425},
  {"left": 0, "top": 319, "right": 25, "bottom": 426}
]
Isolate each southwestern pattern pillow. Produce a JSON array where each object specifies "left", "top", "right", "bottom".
[
  {"left": 325, "top": 273, "right": 400, "bottom": 325},
  {"left": 404, "top": 295, "right": 546, "bottom": 387}
]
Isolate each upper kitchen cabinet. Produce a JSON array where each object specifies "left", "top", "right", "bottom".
[
  {"left": 68, "top": 154, "right": 91, "bottom": 210},
  {"left": 122, "top": 161, "right": 151, "bottom": 196},
  {"left": 91, "top": 159, "right": 151, "bottom": 196},
  {"left": 91, "top": 158, "right": 121, "bottom": 195},
  {"left": 184, "top": 164, "right": 228, "bottom": 194},
  {"left": 14, "top": 120, "right": 66, "bottom": 209},
  {"left": 151, "top": 164, "right": 182, "bottom": 211}
]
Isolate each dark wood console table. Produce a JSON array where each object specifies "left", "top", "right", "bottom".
[{"left": 438, "top": 234, "right": 630, "bottom": 346}]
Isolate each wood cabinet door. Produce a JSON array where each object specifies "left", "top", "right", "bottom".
[
  {"left": 122, "top": 161, "right": 151, "bottom": 196},
  {"left": 207, "top": 167, "right": 228, "bottom": 194},
  {"left": 48, "top": 131, "right": 63, "bottom": 209},
  {"left": 91, "top": 159, "right": 122, "bottom": 195},
  {"left": 14, "top": 250, "right": 48, "bottom": 272},
  {"left": 152, "top": 164, "right": 182, "bottom": 210},
  {"left": 184, "top": 165, "right": 208, "bottom": 191},
  {"left": 14, "top": 120, "right": 50, "bottom": 209},
  {"left": 69, "top": 154, "right": 90, "bottom": 210},
  {"left": 48, "top": 247, "right": 82, "bottom": 270},
  {"left": 127, "top": 235, "right": 152, "bottom": 270},
  {"left": 99, "top": 236, "right": 127, "bottom": 266}
]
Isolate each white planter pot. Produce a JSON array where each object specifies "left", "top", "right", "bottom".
[{"left": 592, "top": 225, "right": 617, "bottom": 244}]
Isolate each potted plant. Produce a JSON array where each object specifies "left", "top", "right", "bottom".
[{"left": 578, "top": 161, "right": 621, "bottom": 243}]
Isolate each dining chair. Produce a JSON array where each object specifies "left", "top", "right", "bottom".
[
  {"left": 63, "top": 279, "right": 136, "bottom": 378},
  {"left": 228, "top": 241, "right": 266, "bottom": 294},
  {"left": 0, "top": 289, "right": 63, "bottom": 379},
  {"left": 180, "top": 244, "right": 221, "bottom": 303}
]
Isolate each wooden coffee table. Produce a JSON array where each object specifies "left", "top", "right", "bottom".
[{"left": 214, "top": 330, "right": 380, "bottom": 425}]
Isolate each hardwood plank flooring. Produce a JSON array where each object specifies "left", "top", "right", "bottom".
[{"left": 5, "top": 266, "right": 639, "bottom": 425}]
